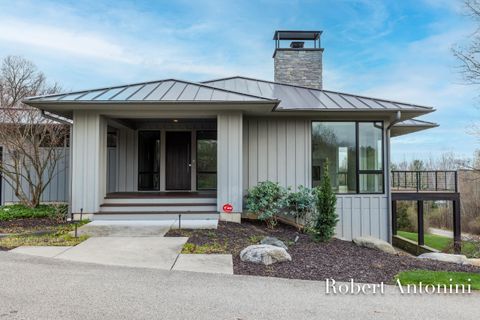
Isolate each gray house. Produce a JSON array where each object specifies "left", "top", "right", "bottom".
[{"left": 21, "top": 30, "right": 437, "bottom": 241}]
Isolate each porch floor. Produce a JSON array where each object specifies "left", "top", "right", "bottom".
[{"left": 105, "top": 191, "right": 216, "bottom": 199}]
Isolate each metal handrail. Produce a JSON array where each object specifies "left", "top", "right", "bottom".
[{"left": 390, "top": 170, "right": 458, "bottom": 193}]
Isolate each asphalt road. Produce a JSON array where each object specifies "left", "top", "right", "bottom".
[{"left": 0, "top": 252, "right": 478, "bottom": 320}]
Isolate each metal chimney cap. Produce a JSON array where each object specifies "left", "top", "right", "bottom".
[{"left": 273, "top": 30, "right": 322, "bottom": 40}]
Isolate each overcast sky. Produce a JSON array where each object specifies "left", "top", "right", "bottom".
[{"left": 0, "top": 0, "right": 478, "bottom": 162}]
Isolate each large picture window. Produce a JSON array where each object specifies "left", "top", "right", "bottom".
[
  {"left": 312, "top": 121, "right": 384, "bottom": 194},
  {"left": 312, "top": 122, "right": 357, "bottom": 193},
  {"left": 196, "top": 131, "right": 217, "bottom": 190}
]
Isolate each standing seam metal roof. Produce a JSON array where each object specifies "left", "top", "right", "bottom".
[
  {"left": 24, "top": 76, "right": 435, "bottom": 114},
  {"left": 24, "top": 79, "right": 276, "bottom": 103},
  {"left": 202, "top": 76, "right": 435, "bottom": 112}
]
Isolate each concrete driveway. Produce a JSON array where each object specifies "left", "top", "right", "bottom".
[{"left": 0, "top": 252, "right": 478, "bottom": 320}]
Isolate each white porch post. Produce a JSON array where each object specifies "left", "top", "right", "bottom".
[
  {"left": 217, "top": 112, "right": 243, "bottom": 222},
  {"left": 71, "top": 110, "right": 107, "bottom": 216}
]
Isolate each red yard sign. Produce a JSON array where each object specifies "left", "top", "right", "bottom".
[{"left": 222, "top": 203, "right": 233, "bottom": 213}]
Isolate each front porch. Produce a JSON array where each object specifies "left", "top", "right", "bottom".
[{"left": 70, "top": 111, "right": 244, "bottom": 220}]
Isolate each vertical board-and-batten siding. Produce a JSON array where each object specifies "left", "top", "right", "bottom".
[
  {"left": 71, "top": 111, "right": 107, "bottom": 213},
  {"left": 116, "top": 127, "right": 136, "bottom": 192},
  {"left": 217, "top": 112, "right": 243, "bottom": 212},
  {"left": 243, "top": 117, "right": 389, "bottom": 241},
  {"left": 243, "top": 118, "right": 311, "bottom": 192},
  {"left": 1, "top": 148, "right": 69, "bottom": 204},
  {"left": 336, "top": 195, "right": 388, "bottom": 241}
]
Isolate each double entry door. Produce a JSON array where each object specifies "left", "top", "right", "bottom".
[{"left": 138, "top": 131, "right": 191, "bottom": 191}]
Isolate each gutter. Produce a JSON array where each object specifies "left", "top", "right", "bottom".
[
  {"left": 385, "top": 111, "right": 401, "bottom": 243},
  {"left": 40, "top": 110, "right": 72, "bottom": 125}
]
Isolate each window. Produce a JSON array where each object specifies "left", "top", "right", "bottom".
[
  {"left": 312, "top": 121, "right": 384, "bottom": 194},
  {"left": 196, "top": 131, "right": 217, "bottom": 190},
  {"left": 312, "top": 122, "right": 356, "bottom": 193},
  {"left": 107, "top": 132, "right": 117, "bottom": 147},
  {"left": 358, "top": 122, "right": 384, "bottom": 193}
]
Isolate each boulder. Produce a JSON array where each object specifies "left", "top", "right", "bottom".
[
  {"left": 418, "top": 252, "right": 470, "bottom": 265},
  {"left": 353, "top": 236, "right": 397, "bottom": 255},
  {"left": 260, "top": 236, "right": 288, "bottom": 250},
  {"left": 240, "top": 244, "right": 291, "bottom": 265},
  {"left": 468, "top": 259, "right": 480, "bottom": 267}
]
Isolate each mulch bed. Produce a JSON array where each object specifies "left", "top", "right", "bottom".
[
  {"left": 166, "top": 220, "right": 480, "bottom": 283},
  {"left": 0, "top": 218, "right": 61, "bottom": 235}
]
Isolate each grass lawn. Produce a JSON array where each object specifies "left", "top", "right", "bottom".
[
  {"left": 0, "top": 221, "right": 89, "bottom": 250},
  {"left": 396, "top": 270, "right": 480, "bottom": 290},
  {"left": 397, "top": 230, "right": 479, "bottom": 257},
  {"left": 397, "top": 230, "right": 452, "bottom": 251}
]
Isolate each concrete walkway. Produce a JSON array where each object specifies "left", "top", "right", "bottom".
[
  {"left": 55, "top": 236, "right": 189, "bottom": 269},
  {"left": 10, "top": 221, "right": 233, "bottom": 274}
]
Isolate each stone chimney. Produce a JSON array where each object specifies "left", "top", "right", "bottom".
[{"left": 273, "top": 30, "right": 323, "bottom": 89}]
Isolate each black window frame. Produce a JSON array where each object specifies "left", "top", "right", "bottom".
[
  {"left": 196, "top": 130, "right": 217, "bottom": 191},
  {"left": 311, "top": 120, "right": 385, "bottom": 194}
]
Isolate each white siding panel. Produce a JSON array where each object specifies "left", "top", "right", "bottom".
[
  {"left": 286, "top": 120, "right": 297, "bottom": 188},
  {"left": 217, "top": 112, "right": 243, "bottom": 212},
  {"left": 335, "top": 195, "right": 388, "bottom": 241},
  {"left": 257, "top": 120, "right": 268, "bottom": 182},
  {"left": 247, "top": 119, "right": 258, "bottom": 189},
  {"left": 116, "top": 127, "right": 136, "bottom": 192},
  {"left": 267, "top": 121, "right": 277, "bottom": 181},
  {"left": 244, "top": 118, "right": 310, "bottom": 192},
  {"left": 1, "top": 148, "right": 69, "bottom": 204},
  {"left": 276, "top": 120, "right": 287, "bottom": 187},
  {"left": 71, "top": 111, "right": 107, "bottom": 213}
]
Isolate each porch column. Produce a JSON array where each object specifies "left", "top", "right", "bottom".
[
  {"left": 71, "top": 110, "right": 107, "bottom": 215},
  {"left": 217, "top": 112, "right": 243, "bottom": 221}
]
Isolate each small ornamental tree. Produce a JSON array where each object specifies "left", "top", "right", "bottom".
[
  {"left": 311, "top": 160, "right": 338, "bottom": 241},
  {"left": 246, "top": 181, "right": 286, "bottom": 229}
]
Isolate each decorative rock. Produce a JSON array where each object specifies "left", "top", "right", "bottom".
[
  {"left": 353, "top": 236, "right": 397, "bottom": 255},
  {"left": 260, "top": 236, "right": 288, "bottom": 250},
  {"left": 240, "top": 244, "right": 292, "bottom": 265},
  {"left": 468, "top": 259, "right": 480, "bottom": 267},
  {"left": 418, "top": 252, "right": 470, "bottom": 265}
]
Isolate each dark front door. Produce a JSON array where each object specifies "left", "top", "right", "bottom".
[{"left": 166, "top": 131, "right": 191, "bottom": 190}]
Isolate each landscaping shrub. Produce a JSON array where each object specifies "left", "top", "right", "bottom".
[
  {"left": 310, "top": 161, "right": 338, "bottom": 242},
  {"left": 285, "top": 185, "right": 316, "bottom": 227},
  {"left": 0, "top": 204, "right": 68, "bottom": 221},
  {"left": 246, "top": 181, "right": 287, "bottom": 228}
]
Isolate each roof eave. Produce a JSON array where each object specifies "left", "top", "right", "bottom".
[{"left": 391, "top": 124, "right": 439, "bottom": 137}]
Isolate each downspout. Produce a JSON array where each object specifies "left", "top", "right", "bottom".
[{"left": 385, "top": 111, "right": 401, "bottom": 243}]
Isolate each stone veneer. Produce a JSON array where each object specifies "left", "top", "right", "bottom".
[{"left": 273, "top": 49, "right": 323, "bottom": 90}]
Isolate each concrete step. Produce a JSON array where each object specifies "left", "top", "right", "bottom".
[
  {"left": 93, "top": 212, "right": 219, "bottom": 222},
  {"left": 99, "top": 203, "right": 217, "bottom": 213}
]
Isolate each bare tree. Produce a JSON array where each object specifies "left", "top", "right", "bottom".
[
  {"left": 0, "top": 56, "right": 67, "bottom": 208},
  {"left": 453, "top": 0, "right": 480, "bottom": 85}
]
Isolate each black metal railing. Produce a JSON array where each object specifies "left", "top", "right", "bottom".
[{"left": 391, "top": 170, "right": 458, "bottom": 193}]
